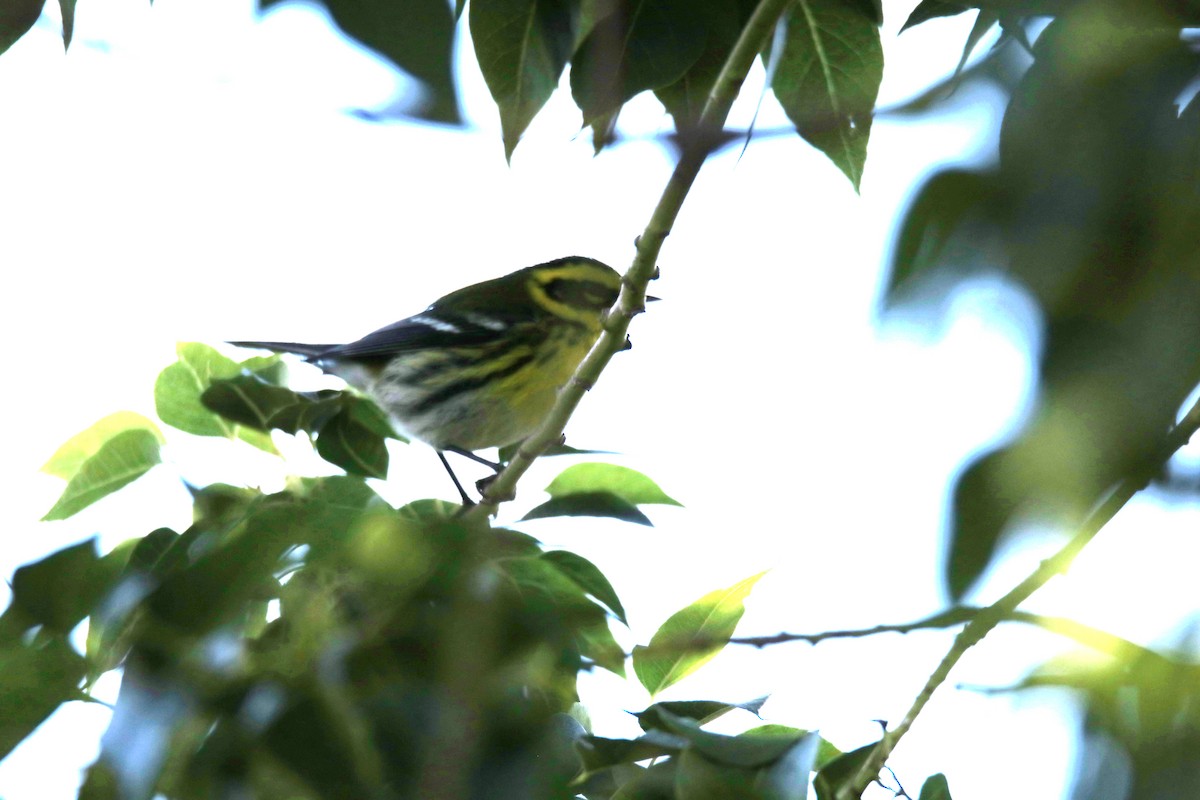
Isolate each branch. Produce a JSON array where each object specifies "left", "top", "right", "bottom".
[
  {"left": 463, "top": 0, "right": 794, "bottom": 521},
  {"left": 839, "top": 394, "right": 1200, "bottom": 799}
]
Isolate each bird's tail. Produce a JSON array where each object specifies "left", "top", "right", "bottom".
[{"left": 228, "top": 341, "right": 335, "bottom": 359}]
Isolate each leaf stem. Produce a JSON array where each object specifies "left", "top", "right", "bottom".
[
  {"left": 464, "top": 0, "right": 793, "bottom": 521},
  {"left": 839, "top": 394, "right": 1200, "bottom": 799}
]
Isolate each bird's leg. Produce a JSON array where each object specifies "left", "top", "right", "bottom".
[
  {"left": 437, "top": 451, "right": 475, "bottom": 507},
  {"left": 445, "top": 446, "right": 504, "bottom": 472}
]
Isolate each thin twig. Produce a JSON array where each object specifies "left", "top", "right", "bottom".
[
  {"left": 463, "top": 0, "right": 794, "bottom": 521},
  {"left": 839, "top": 395, "right": 1200, "bottom": 799}
]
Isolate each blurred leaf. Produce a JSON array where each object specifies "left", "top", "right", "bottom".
[
  {"left": 540, "top": 550, "right": 627, "bottom": 624},
  {"left": 951, "top": 9, "right": 999, "bottom": 81},
  {"left": 577, "top": 731, "right": 687, "bottom": 772},
  {"left": 632, "top": 572, "right": 765, "bottom": 696},
  {"left": 901, "top": 0, "right": 968, "bottom": 32},
  {"left": 943, "top": 10, "right": 1200, "bottom": 599},
  {"left": 262, "top": 692, "right": 370, "bottom": 800},
  {"left": 471, "top": 0, "right": 574, "bottom": 159},
  {"left": 0, "top": 637, "right": 86, "bottom": 759},
  {"left": 43, "top": 429, "right": 161, "bottom": 521},
  {"left": 920, "top": 773, "right": 953, "bottom": 800},
  {"left": 813, "top": 742, "right": 878, "bottom": 800},
  {"left": 523, "top": 491, "right": 652, "bottom": 525},
  {"left": 544, "top": 462, "right": 681, "bottom": 506},
  {"left": 883, "top": 168, "right": 1001, "bottom": 307},
  {"left": 771, "top": 0, "right": 883, "bottom": 191},
  {"left": 264, "top": 0, "right": 459, "bottom": 123},
  {"left": 41, "top": 412, "right": 164, "bottom": 480},
  {"left": 10, "top": 539, "right": 118, "bottom": 635},
  {"left": 0, "top": 0, "right": 44, "bottom": 55},
  {"left": 675, "top": 726, "right": 818, "bottom": 799},
  {"left": 570, "top": 0, "right": 707, "bottom": 124},
  {"left": 77, "top": 758, "right": 119, "bottom": 800}
]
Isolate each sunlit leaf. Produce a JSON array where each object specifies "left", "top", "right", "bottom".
[
  {"left": 771, "top": 0, "right": 883, "bottom": 190},
  {"left": 40, "top": 412, "right": 163, "bottom": 480},
  {"left": 42, "top": 429, "right": 161, "bottom": 521},
  {"left": 632, "top": 572, "right": 765, "bottom": 696},
  {"left": 544, "top": 462, "right": 681, "bottom": 506}
]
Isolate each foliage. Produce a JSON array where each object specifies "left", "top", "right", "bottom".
[{"left": 4, "top": 0, "right": 1200, "bottom": 799}]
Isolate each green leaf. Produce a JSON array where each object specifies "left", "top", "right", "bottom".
[
  {"left": 41, "top": 412, "right": 164, "bottom": 480},
  {"left": 10, "top": 540, "right": 117, "bottom": 635},
  {"left": 0, "top": 0, "right": 45, "bottom": 56},
  {"left": 920, "top": 773, "right": 953, "bottom": 800},
  {"left": 545, "top": 462, "right": 681, "bottom": 506},
  {"left": 265, "top": 0, "right": 459, "bottom": 123},
  {"left": 201, "top": 375, "right": 307, "bottom": 431},
  {"left": 0, "top": 637, "right": 86, "bottom": 759},
  {"left": 674, "top": 726, "right": 818, "bottom": 799},
  {"left": 900, "top": 0, "right": 968, "bottom": 33},
  {"left": 577, "top": 731, "right": 686, "bottom": 772},
  {"left": 156, "top": 343, "right": 243, "bottom": 436},
  {"left": 655, "top": 0, "right": 757, "bottom": 132},
  {"left": 58, "top": 0, "right": 75, "bottom": 48},
  {"left": 570, "top": 0, "right": 707, "bottom": 124},
  {"left": 43, "top": 429, "right": 161, "bottom": 521},
  {"left": 950, "top": 9, "right": 999, "bottom": 82},
  {"left": 636, "top": 696, "right": 768, "bottom": 733},
  {"left": 523, "top": 491, "right": 652, "bottom": 525},
  {"left": 813, "top": 742, "right": 877, "bottom": 800},
  {"left": 471, "top": 0, "right": 574, "bottom": 160},
  {"left": 632, "top": 572, "right": 766, "bottom": 696},
  {"left": 540, "top": 550, "right": 627, "bottom": 624},
  {"left": 651, "top": 708, "right": 811, "bottom": 768},
  {"left": 771, "top": 0, "right": 883, "bottom": 191},
  {"left": 315, "top": 402, "right": 390, "bottom": 479}
]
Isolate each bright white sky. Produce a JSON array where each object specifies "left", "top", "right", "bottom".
[{"left": 2, "top": 0, "right": 1199, "bottom": 798}]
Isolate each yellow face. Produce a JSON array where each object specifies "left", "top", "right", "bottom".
[{"left": 525, "top": 260, "right": 622, "bottom": 330}]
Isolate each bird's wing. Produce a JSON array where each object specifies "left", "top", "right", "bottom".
[{"left": 322, "top": 306, "right": 532, "bottom": 360}]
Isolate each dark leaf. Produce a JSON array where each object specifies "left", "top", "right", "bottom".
[
  {"left": 813, "top": 742, "right": 878, "bottom": 800},
  {"left": 920, "top": 773, "right": 953, "bottom": 800},
  {"left": 651, "top": 707, "right": 812, "bottom": 768},
  {"left": 771, "top": 0, "right": 883, "bottom": 191},
  {"left": 471, "top": 0, "right": 574, "bottom": 159},
  {"left": 11, "top": 539, "right": 116, "bottom": 635},
  {"left": 263, "top": 0, "right": 459, "bottom": 123},
  {"left": 900, "top": 0, "right": 968, "bottom": 33},
  {"left": 315, "top": 402, "right": 391, "bottom": 479},
  {"left": 540, "top": 550, "right": 628, "bottom": 624},
  {"left": 523, "top": 491, "right": 652, "bottom": 525},
  {"left": 576, "top": 731, "right": 686, "bottom": 772},
  {"left": 675, "top": 727, "right": 818, "bottom": 799},
  {"left": 0, "top": 0, "right": 45, "bottom": 55},
  {"left": 202, "top": 375, "right": 307, "bottom": 431},
  {"left": 636, "top": 696, "right": 768, "bottom": 732},
  {"left": 570, "top": 0, "right": 707, "bottom": 124}
]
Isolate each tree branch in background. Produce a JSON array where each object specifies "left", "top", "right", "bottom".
[{"left": 840, "top": 394, "right": 1200, "bottom": 799}]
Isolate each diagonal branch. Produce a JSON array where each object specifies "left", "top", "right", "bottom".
[
  {"left": 464, "top": 0, "right": 794, "bottom": 521},
  {"left": 839, "top": 393, "right": 1200, "bottom": 799}
]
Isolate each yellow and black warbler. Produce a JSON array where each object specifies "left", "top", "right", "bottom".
[{"left": 232, "top": 256, "right": 624, "bottom": 503}]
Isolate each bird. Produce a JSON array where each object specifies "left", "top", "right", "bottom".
[{"left": 231, "top": 256, "right": 624, "bottom": 504}]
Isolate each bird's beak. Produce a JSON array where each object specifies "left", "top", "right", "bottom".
[{"left": 646, "top": 295, "right": 661, "bottom": 302}]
